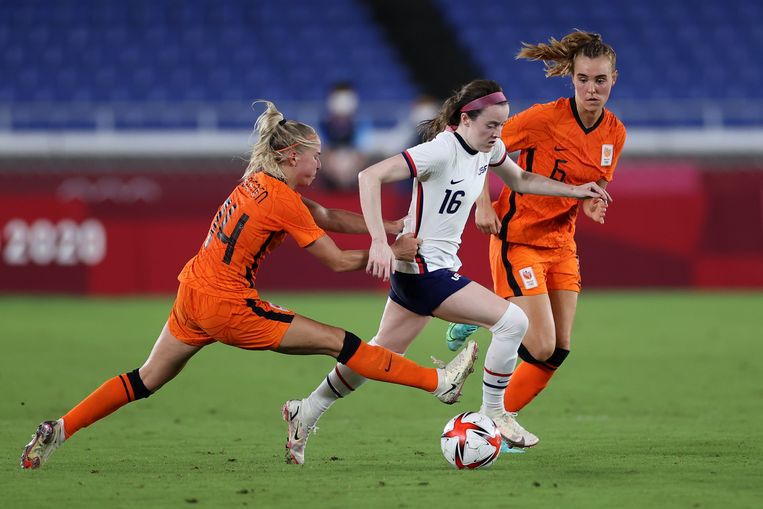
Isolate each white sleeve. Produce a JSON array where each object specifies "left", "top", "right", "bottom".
[
  {"left": 489, "top": 139, "right": 507, "bottom": 167},
  {"left": 403, "top": 136, "right": 452, "bottom": 182}
]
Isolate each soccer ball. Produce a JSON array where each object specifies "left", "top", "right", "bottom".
[{"left": 441, "top": 412, "right": 502, "bottom": 469}]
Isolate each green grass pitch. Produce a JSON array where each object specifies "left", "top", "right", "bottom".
[{"left": 1, "top": 291, "right": 761, "bottom": 508}]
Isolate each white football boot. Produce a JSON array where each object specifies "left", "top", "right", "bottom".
[
  {"left": 480, "top": 407, "right": 539, "bottom": 448},
  {"left": 20, "top": 419, "right": 65, "bottom": 469},
  {"left": 282, "top": 400, "right": 316, "bottom": 465},
  {"left": 432, "top": 340, "right": 479, "bottom": 404}
]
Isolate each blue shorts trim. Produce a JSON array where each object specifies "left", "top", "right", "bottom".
[{"left": 389, "top": 269, "right": 472, "bottom": 316}]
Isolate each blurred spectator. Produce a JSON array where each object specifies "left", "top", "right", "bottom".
[
  {"left": 317, "top": 82, "right": 371, "bottom": 190},
  {"left": 365, "top": 94, "right": 441, "bottom": 157},
  {"left": 405, "top": 95, "right": 441, "bottom": 146},
  {"left": 363, "top": 94, "right": 442, "bottom": 194}
]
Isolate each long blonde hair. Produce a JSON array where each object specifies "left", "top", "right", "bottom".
[
  {"left": 245, "top": 100, "right": 319, "bottom": 181},
  {"left": 517, "top": 30, "right": 617, "bottom": 78}
]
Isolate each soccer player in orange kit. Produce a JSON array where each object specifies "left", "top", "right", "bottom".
[
  {"left": 20, "top": 101, "right": 480, "bottom": 469},
  {"left": 447, "top": 31, "right": 626, "bottom": 442}
]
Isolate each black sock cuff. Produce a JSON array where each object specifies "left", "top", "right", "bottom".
[
  {"left": 518, "top": 344, "right": 542, "bottom": 364},
  {"left": 544, "top": 348, "right": 570, "bottom": 369},
  {"left": 336, "top": 331, "right": 362, "bottom": 364},
  {"left": 127, "top": 368, "right": 153, "bottom": 400}
]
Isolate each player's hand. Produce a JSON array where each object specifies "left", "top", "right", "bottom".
[
  {"left": 572, "top": 182, "right": 612, "bottom": 203},
  {"left": 390, "top": 233, "right": 421, "bottom": 261},
  {"left": 384, "top": 217, "right": 405, "bottom": 234},
  {"left": 475, "top": 205, "right": 500, "bottom": 235},
  {"left": 583, "top": 198, "right": 608, "bottom": 224},
  {"left": 367, "top": 238, "right": 395, "bottom": 281}
]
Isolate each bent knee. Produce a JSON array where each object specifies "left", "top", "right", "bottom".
[
  {"left": 531, "top": 345, "right": 556, "bottom": 362},
  {"left": 519, "top": 340, "right": 556, "bottom": 363},
  {"left": 502, "top": 302, "right": 529, "bottom": 337}
]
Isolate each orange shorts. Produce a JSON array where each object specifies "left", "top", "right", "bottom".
[
  {"left": 167, "top": 283, "right": 295, "bottom": 350},
  {"left": 488, "top": 238, "right": 581, "bottom": 298}
]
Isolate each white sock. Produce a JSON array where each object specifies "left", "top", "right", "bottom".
[
  {"left": 301, "top": 337, "right": 382, "bottom": 424},
  {"left": 481, "top": 303, "right": 528, "bottom": 416},
  {"left": 57, "top": 418, "right": 67, "bottom": 443},
  {"left": 302, "top": 363, "right": 368, "bottom": 424}
]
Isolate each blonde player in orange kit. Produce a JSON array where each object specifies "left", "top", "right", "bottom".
[
  {"left": 20, "top": 101, "right": 480, "bottom": 470},
  {"left": 447, "top": 31, "right": 626, "bottom": 437}
]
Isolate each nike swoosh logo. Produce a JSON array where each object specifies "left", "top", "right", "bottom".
[
  {"left": 290, "top": 406, "right": 301, "bottom": 440},
  {"left": 496, "top": 379, "right": 510, "bottom": 384},
  {"left": 442, "top": 383, "right": 457, "bottom": 395},
  {"left": 554, "top": 146, "right": 567, "bottom": 151},
  {"left": 384, "top": 356, "right": 392, "bottom": 372},
  {"left": 450, "top": 179, "right": 464, "bottom": 185}
]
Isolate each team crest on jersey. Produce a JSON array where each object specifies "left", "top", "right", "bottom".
[
  {"left": 601, "top": 144, "right": 614, "bottom": 166},
  {"left": 518, "top": 267, "right": 538, "bottom": 290},
  {"left": 478, "top": 164, "right": 488, "bottom": 175}
]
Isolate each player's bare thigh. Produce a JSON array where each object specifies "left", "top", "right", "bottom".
[
  {"left": 276, "top": 314, "right": 346, "bottom": 357},
  {"left": 139, "top": 321, "right": 204, "bottom": 392},
  {"left": 434, "top": 281, "right": 511, "bottom": 328},
  {"left": 548, "top": 290, "right": 578, "bottom": 350},
  {"left": 373, "top": 298, "right": 431, "bottom": 354},
  {"left": 509, "top": 294, "right": 556, "bottom": 360}
]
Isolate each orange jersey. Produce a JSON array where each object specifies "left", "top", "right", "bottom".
[
  {"left": 495, "top": 97, "right": 626, "bottom": 247},
  {"left": 178, "top": 172, "right": 325, "bottom": 299}
]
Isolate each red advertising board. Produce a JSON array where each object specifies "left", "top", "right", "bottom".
[{"left": 1, "top": 162, "right": 761, "bottom": 294}]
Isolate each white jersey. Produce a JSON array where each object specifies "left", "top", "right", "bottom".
[{"left": 396, "top": 130, "right": 507, "bottom": 274}]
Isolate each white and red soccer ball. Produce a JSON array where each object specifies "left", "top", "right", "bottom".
[{"left": 441, "top": 412, "right": 502, "bottom": 469}]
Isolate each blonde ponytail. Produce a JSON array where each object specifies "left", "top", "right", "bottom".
[{"left": 245, "top": 101, "right": 319, "bottom": 181}]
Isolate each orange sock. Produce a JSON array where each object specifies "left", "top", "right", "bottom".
[
  {"left": 61, "top": 370, "right": 151, "bottom": 439},
  {"left": 504, "top": 362, "right": 555, "bottom": 413},
  {"left": 344, "top": 341, "right": 438, "bottom": 392}
]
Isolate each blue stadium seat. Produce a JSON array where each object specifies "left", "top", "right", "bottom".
[
  {"left": 0, "top": 0, "right": 759, "bottom": 129},
  {"left": 0, "top": 0, "right": 419, "bottom": 129},
  {"left": 433, "top": 0, "right": 763, "bottom": 125}
]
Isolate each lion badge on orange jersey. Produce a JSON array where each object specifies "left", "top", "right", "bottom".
[
  {"left": 601, "top": 144, "right": 614, "bottom": 166},
  {"left": 518, "top": 267, "right": 538, "bottom": 290}
]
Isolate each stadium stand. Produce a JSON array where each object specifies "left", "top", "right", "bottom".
[
  {"left": 433, "top": 0, "right": 763, "bottom": 127},
  {"left": 1, "top": 0, "right": 761, "bottom": 131},
  {"left": 0, "top": 0, "right": 416, "bottom": 130}
]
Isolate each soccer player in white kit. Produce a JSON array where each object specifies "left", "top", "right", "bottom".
[{"left": 282, "top": 80, "right": 612, "bottom": 464}]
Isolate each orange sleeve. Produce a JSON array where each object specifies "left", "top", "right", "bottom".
[
  {"left": 276, "top": 190, "right": 326, "bottom": 247},
  {"left": 501, "top": 104, "right": 543, "bottom": 152}
]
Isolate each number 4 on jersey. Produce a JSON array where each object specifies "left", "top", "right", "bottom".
[{"left": 204, "top": 198, "right": 249, "bottom": 264}]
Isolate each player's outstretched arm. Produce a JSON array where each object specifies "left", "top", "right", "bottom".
[
  {"left": 304, "top": 235, "right": 368, "bottom": 272},
  {"left": 358, "top": 155, "right": 411, "bottom": 281},
  {"left": 301, "top": 197, "right": 403, "bottom": 235},
  {"left": 302, "top": 231, "right": 420, "bottom": 273},
  {"left": 491, "top": 156, "right": 612, "bottom": 203}
]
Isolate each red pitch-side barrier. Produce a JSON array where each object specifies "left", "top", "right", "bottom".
[{"left": 1, "top": 162, "right": 761, "bottom": 294}]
